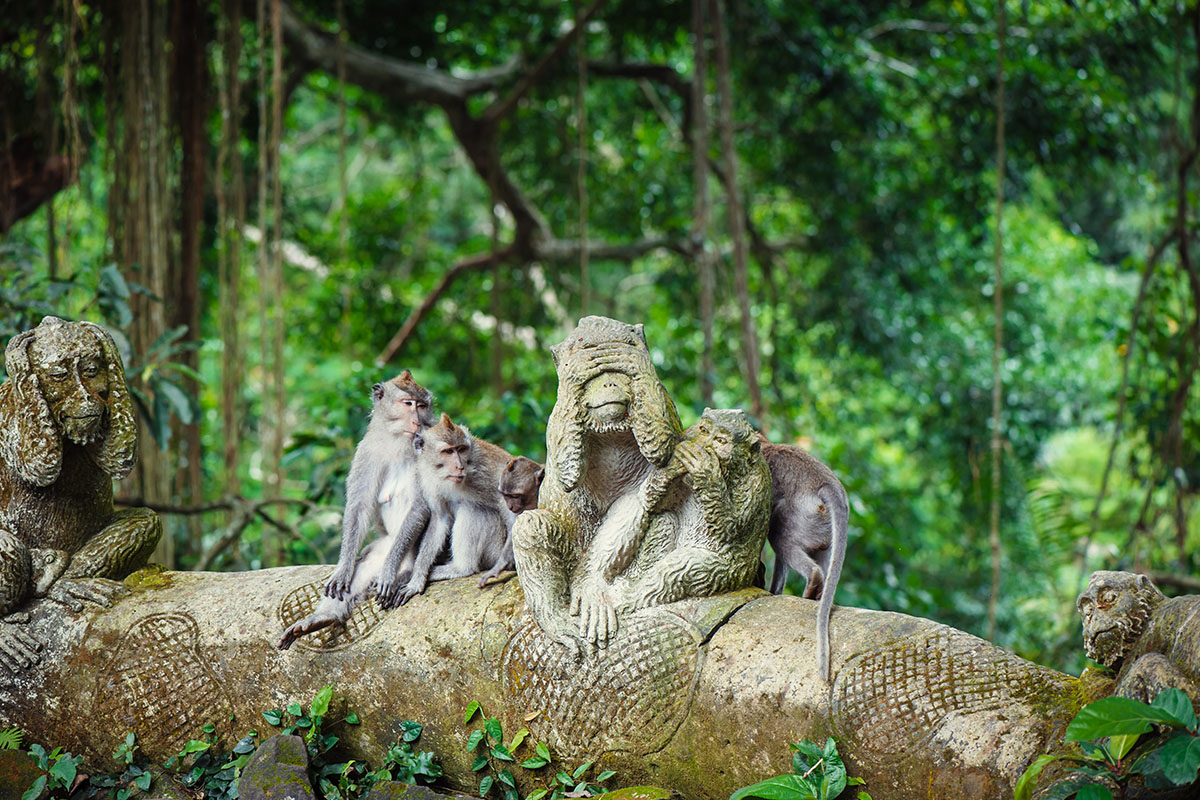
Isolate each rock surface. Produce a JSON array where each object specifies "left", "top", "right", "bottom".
[
  {"left": 238, "top": 734, "right": 315, "bottom": 800},
  {"left": 0, "top": 565, "right": 1081, "bottom": 800}
]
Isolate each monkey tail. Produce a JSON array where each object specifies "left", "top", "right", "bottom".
[{"left": 817, "top": 482, "right": 848, "bottom": 684}]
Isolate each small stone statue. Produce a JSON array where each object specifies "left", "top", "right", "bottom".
[
  {"left": 0, "top": 317, "right": 161, "bottom": 673},
  {"left": 513, "top": 316, "right": 770, "bottom": 654},
  {"left": 1076, "top": 570, "right": 1200, "bottom": 705}
]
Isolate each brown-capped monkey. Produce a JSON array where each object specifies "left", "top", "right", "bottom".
[
  {"left": 392, "top": 414, "right": 514, "bottom": 605},
  {"left": 277, "top": 371, "right": 433, "bottom": 650},
  {"left": 761, "top": 440, "right": 849, "bottom": 682},
  {"left": 477, "top": 456, "right": 545, "bottom": 588}
]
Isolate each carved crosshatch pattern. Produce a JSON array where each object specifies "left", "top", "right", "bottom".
[
  {"left": 278, "top": 579, "right": 385, "bottom": 652},
  {"left": 93, "top": 613, "right": 231, "bottom": 754},
  {"left": 500, "top": 609, "right": 703, "bottom": 757},
  {"left": 831, "top": 628, "right": 1072, "bottom": 762}
]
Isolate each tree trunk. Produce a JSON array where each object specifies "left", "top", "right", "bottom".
[
  {"left": 691, "top": 0, "right": 715, "bottom": 408},
  {"left": 710, "top": 0, "right": 764, "bottom": 422}
]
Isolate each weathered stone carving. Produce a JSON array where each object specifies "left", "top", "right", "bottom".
[
  {"left": 0, "top": 317, "right": 161, "bottom": 674},
  {"left": 511, "top": 317, "right": 770, "bottom": 654},
  {"left": 0, "top": 568, "right": 1082, "bottom": 800},
  {"left": 1076, "top": 570, "right": 1200, "bottom": 704}
]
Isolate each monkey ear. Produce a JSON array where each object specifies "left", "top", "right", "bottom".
[
  {"left": 632, "top": 323, "right": 646, "bottom": 346},
  {"left": 535, "top": 467, "right": 545, "bottom": 483},
  {"left": 439, "top": 412, "right": 454, "bottom": 427},
  {"left": 399, "top": 369, "right": 413, "bottom": 382},
  {"left": 372, "top": 383, "right": 385, "bottom": 401},
  {"left": 1, "top": 328, "right": 62, "bottom": 486},
  {"left": 550, "top": 341, "right": 565, "bottom": 368},
  {"left": 81, "top": 322, "right": 138, "bottom": 479}
]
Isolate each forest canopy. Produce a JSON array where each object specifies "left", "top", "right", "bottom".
[{"left": 0, "top": 0, "right": 1197, "bottom": 674}]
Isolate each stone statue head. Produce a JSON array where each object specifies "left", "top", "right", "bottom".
[
  {"left": 0, "top": 316, "right": 137, "bottom": 487},
  {"left": 547, "top": 316, "right": 682, "bottom": 491},
  {"left": 1077, "top": 570, "right": 1165, "bottom": 668},
  {"left": 689, "top": 408, "right": 760, "bottom": 461}
]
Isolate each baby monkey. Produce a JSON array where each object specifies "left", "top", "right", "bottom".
[
  {"left": 761, "top": 439, "right": 849, "bottom": 682},
  {"left": 277, "top": 371, "right": 433, "bottom": 650},
  {"left": 477, "top": 456, "right": 545, "bottom": 587}
]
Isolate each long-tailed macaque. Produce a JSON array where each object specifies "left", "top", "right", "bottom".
[
  {"left": 276, "top": 371, "right": 433, "bottom": 650},
  {"left": 393, "top": 415, "right": 515, "bottom": 605},
  {"left": 761, "top": 440, "right": 849, "bottom": 682},
  {"left": 477, "top": 457, "right": 545, "bottom": 588}
]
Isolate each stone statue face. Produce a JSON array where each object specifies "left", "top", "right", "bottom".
[
  {"left": 1077, "top": 571, "right": 1163, "bottom": 667},
  {"left": 690, "top": 408, "right": 755, "bottom": 461},
  {"left": 582, "top": 371, "right": 633, "bottom": 430},
  {"left": 28, "top": 328, "right": 111, "bottom": 446}
]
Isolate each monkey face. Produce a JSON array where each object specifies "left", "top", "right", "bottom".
[
  {"left": 373, "top": 380, "right": 433, "bottom": 437},
  {"left": 1077, "top": 572, "right": 1158, "bottom": 667},
  {"left": 500, "top": 458, "right": 544, "bottom": 513},
  {"left": 582, "top": 372, "right": 633, "bottom": 431},
  {"left": 29, "top": 333, "right": 110, "bottom": 446}
]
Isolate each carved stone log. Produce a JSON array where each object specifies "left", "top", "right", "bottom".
[{"left": 0, "top": 567, "right": 1080, "bottom": 800}]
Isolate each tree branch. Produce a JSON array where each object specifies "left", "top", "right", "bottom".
[
  {"left": 280, "top": 2, "right": 520, "bottom": 106},
  {"left": 862, "top": 19, "right": 1031, "bottom": 40},
  {"left": 482, "top": 0, "right": 607, "bottom": 124}
]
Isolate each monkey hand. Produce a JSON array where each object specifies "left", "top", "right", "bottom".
[
  {"left": 0, "top": 622, "right": 42, "bottom": 678},
  {"left": 373, "top": 573, "right": 406, "bottom": 610},
  {"left": 396, "top": 576, "right": 428, "bottom": 607},
  {"left": 324, "top": 563, "right": 355, "bottom": 600},
  {"left": 574, "top": 345, "right": 654, "bottom": 385},
  {"left": 577, "top": 589, "right": 619, "bottom": 649},
  {"left": 674, "top": 441, "right": 721, "bottom": 488},
  {"left": 47, "top": 577, "right": 126, "bottom": 613},
  {"left": 640, "top": 465, "right": 682, "bottom": 512}
]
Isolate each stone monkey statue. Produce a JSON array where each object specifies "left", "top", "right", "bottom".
[
  {"left": 0, "top": 317, "right": 161, "bottom": 673},
  {"left": 478, "top": 456, "right": 545, "bottom": 588},
  {"left": 277, "top": 371, "right": 433, "bottom": 650},
  {"left": 572, "top": 408, "right": 770, "bottom": 649},
  {"left": 1076, "top": 571, "right": 1200, "bottom": 704},
  {"left": 760, "top": 440, "right": 849, "bottom": 682},
  {"left": 512, "top": 316, "right": 684, "bottom": 653},
  {"left": 391, "top": 414, "right": 515, "bottom": 605}
]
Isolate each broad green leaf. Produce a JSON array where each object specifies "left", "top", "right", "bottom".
[
  {"left": 479, "top": 775, "right": 493, "bottom": 796},
  {"left": 48, "top": 755, "right": 76, "bottom": 787},
  {"left": 20, "top": 775, "right": 46, "bottom": 800},
  {"left": 504, "top": 790, "right": 518, "bottom": 800},
  {"left": 536, "top": 742, "right": 551, "bottom": 761},
  {"left": 526, "top": 790, "right": 549, "bottom": 800},
  {"left": 509, "top": 727, "right": 529, "bottom": 750},
  {"left": 729, "top": 774, "right": 819, "bottom": 800},
  {"left": 1014, "top": 754, "right": 1066, "bottom": 800},
  {"left": 263, "top": 709, "right": 283, "bottom": 725},
  {"left": 181, "top": 740, "right": 211, "bottom": 755},
  {"left": 597, "top": 770, "right": 617, "bottom": 781},
  {"left": 1150, "top": 689, "right": 1197, "bottom": 731},
  {"left": 572, "top": 761, "right": 593, "bottom": 780},
  {"left": 1066, "top": 697, "right": 1185, "bottom": 741},
  {"left": 134, "top": 773, "right": 152, "bottom": 790},
  {"left": 499, "top": 768, "right": 516, "bottom": 788},
  {"left": 1107, "top": 733, "right": 1140, "bottom": 760},
  {"left": 468, "top": 729, "right": 485, "bottom": 751},
  {"left": 472, "top": 754, "right": 488, "bottom": 771},
  {"left": 310, "top": 685, "right": 334, "bottom": 718},
  {"left": 556, "top": 771, "right": 574, "bottom": 785},
  {"left": 465, "top": 701, "right": 482, "bottom": 724},
  {"left": 287, "top": 702, "right": 303, "bottom": 716},
  {"left": 491, "top": 745, "right": 515, "bottom": 762},
  {"left": 485, "top": 718, "right": 503, "bottom": 743},
  {"left": 343, "top": 712, "right": 360, "bottom": 725},
  {"left": 1074, "top": 784, "right": 1113, "bottom": 800},
  {"left": 1157, "top": 733, "right": 1200, "bottom": 785},
  {"left": 402, "top": 720, "right": 423, "bottom": 743},
  {"left": 521, "top": 756, "right": 549, "bottom": 769}
]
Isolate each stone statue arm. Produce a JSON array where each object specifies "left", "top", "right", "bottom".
[{"left": 1116, "top": 653, "right": 1200, "bottom": 704}]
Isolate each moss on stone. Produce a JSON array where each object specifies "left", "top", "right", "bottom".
[{"left": 123, "top": 564, "right": 173, "bottom": 591}]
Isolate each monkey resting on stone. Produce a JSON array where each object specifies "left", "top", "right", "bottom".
[
  {"left": 277, "top": 371, "right": 433, "bottom": 650},
  {"left": 477, "top": 456, "right": 545, "bottom": 588},
  {"left": 572, "top": 408, "right": 770, "bottom": 651},
  {"left": 760, "top": 439, "right": 849, "bottom": 682},
  {"left": 1076, "top": 571, "right": 1200, "bottom": 704},
  {"left": 392, "top": 414, "right": 515, "bottom": 605}
]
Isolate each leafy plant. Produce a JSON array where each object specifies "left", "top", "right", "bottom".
[
  {"left": 1015, "top": 688, "right": 1200, "bottom": 800},
  {"left": 464, "top": 701, "right": 618, "bottom": 800},
  {"left": 728, "top": 738, "right": 869, "bottom": 800},
  {"left": 21, "top": 743, "right": 84, "bottom": 800},
  {"left": 162, "top": 724, "right": 255, "bottom": 800},
  {"left": 86, "top": 732, "right": 154, "bottom": 800},
  {"left": 0, "top": 726, "right": 24, "bottom": 750}
]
